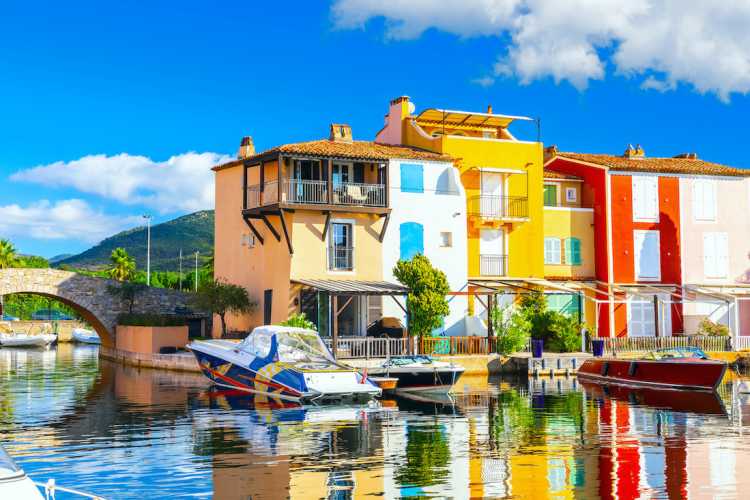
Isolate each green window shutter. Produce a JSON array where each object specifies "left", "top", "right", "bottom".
[
  {"left": 565, "top": 238, "right": 582, "bottom": 265},
  {"left": 544, "top": 185, "right": 558, "bottom": 206}
]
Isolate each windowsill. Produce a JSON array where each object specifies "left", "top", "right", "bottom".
[
  {"left": 635, "top": 277, "right": 661, "bottom": 282},
  {"left": 633, "top": 218, "right": 659, "bottom": 223}
]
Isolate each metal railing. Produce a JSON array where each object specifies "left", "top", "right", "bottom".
[
  {"left": 283, "top": 179, "right": 328, "bottom": 204},
  {"left": 589, "top": 335, "right": 732, "bottom": 354},
  {"left": 245, "top": 185, "right": 260, "bottom": 209},
  {"left": 333, "top": 182, "right": 386, "bottom": 206},
  {"left": 328, "top": 246, "right": 354, "bottom": 271},
  {"left": 325, "top": 337, "right": 412, "bottom": 359},
  {"left": 479, "top": 254, "right": 508, "bottom": 276},
  {"left": 469, "top": 195, "right": 528, "bottom": 219},
  {"left": 734, "top": 336, "right": 750, "bottom": 351},
  {"left": 421, "top": 336, "right": 498, "bottom": 355}
]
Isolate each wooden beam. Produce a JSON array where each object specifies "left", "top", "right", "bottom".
[
  {"left": 389, "top": 295, "right": 408, "bottom": 314},
  {"left": 322, "top": 211, "right": 332, "bottom": 242},
  {"left": 378, "top": 212, "right": 390, "bottom": 243},
  {"left": 260, "top": 214, "right": 281, "bottom": 241},
  {"left": 336, "top": 296, "right": 354, "bottom": 316},
  {"left": 242, "top": 215, "right": 264, "bottom": 245},
  {"left": 325, "top": 158, "right": 333, "bottom": 204},
  {"left": 259, "top": 160, "right": 265, "bottom": 191},
  {"left": 279, "top": 209, "right": 293, "bottom": 255}
]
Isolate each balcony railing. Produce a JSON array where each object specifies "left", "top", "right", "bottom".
[
  {"left": 469, "top": 195, "right": 528, "bottom": 219},
  {"left": 479, "top": 254, "right": 508, "bottom": 276},
  {"left": 245, "top": 179, "right": 386, "bottom": 209},
  {"left": 328, "top": 246, "right": 354, "bottom": 271}
]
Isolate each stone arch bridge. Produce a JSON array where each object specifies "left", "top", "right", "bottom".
[{"left": 0, "top": 268, "right": 196, "bottom": 347}]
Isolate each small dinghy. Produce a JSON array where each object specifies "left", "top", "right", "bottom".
[
  {"left": 71, "top": 328, "right": 101, "bottom": 344},
  {"left": 0, "top": 322, "right": 56, "bottom": 349},
  {"left": 188, "top": 326, "right": 381, "bottom": 403}
]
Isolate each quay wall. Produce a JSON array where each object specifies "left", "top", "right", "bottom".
[{"left": 99, "top": 346, "right": 201, "bottom": 373}]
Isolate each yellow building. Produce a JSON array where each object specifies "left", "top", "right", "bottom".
[
  {"left": 376, "top": 96, "right": 544, "bottom": 316},
  {"left": 212, "top": 124, "right": 452, "bottom": 338}
]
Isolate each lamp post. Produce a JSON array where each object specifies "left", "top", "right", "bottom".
[
  {"left": 143, "top": 214, "right": 152, "bottom": 286},
  {"left": 194, "top": 251, "right": 199, "bottom": 292}
]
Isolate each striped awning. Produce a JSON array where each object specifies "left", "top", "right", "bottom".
[{"left": 292, "top": 279, "right": 409, "bottom": 296}]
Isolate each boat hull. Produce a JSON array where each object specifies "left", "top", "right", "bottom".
[
  {"left": 580, "top": 380, "right": 727, "bottom": 415},
  {"left": 72, "top": 328, "right": 101, "bottom": 344},
  {"left": 372, "top": 367, "right": 464, "bottom": 394},
  {"left": 577, "top": 357, "right": 726, "bottom": 391},
  {"left": 0, "top": 334, "right": 54, "bottom": 348}
]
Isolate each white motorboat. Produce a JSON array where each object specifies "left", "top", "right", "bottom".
[
  {"left": 0, "top": 333, "right": 56, "bottom": 348},
  {"left": 188, "top": 325, "right": 381, "bottom": 403},
  {"left": 72, "top": 328, "right": 101, "bottom": 344},
  {"left": 368, "top": 355, "right": 465, "bottom": 394}
]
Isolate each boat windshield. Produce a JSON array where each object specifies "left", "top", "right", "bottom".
[
  {"left": 386, "top": 355, "right": 434, "bottom": 366},
  {"left": 275, "top": 331, "right": 336, "bottom": 365},
  {"left": 647, "top": 347, "right": 708, "bottom": 360},
  {"left": 0, "top": 446, "right": 22, "bottom": 480}
]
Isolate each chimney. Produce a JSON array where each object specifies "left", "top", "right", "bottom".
[
  {"left": 674, "top": 152, "right": 698, "bottom": 160},
  {"left": 623, "top": 144, "right": 645, "bottom": 159},
  {"left": 238, "top": 136, "right": 255, "bottom": 159},
  {"left": 330, "top": 123, "right": 353, "bottom": 143},
  {"left": 544, "top": 145, "right": 558, "bottom": 162},
  {"left": 487, "top": 104, "right": 493, "bottom": 114}
]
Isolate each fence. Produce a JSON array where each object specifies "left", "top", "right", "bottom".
[
  {"left": 590, "top": 335, "right": 732, "bottom": 354},
  {"left": 324, "top": 337, "right": 411, "bottom": 359},
  {"left": 734, "top": 336, "right": 750, "bottom": 351}
]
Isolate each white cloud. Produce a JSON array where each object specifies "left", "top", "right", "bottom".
[
  {"left": 472, "top": 75, "right": 496, "bottom": 87},
  {"left": 0, "top": 199, "right": 142, "bottom": 243},
  {"left": 332, "top": 0, "right": 750, "bottom": 100},
  {"left": 11, "top": 152, "right": 231, "bottom": 214}
]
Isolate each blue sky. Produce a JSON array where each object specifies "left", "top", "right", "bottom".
[{"left": 1, "top": 0, "right": 749, "bottom": 260}]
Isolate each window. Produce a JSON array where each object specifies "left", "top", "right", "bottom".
[
  {"left": 400, "top": 222, "right": 424, "bottom": 260},
  {"left": 439, "top": 232, "right": 453, "bottom": 247},
  {"left": 543, "top": 184, "right": 558, "bottom": 206},
  {"left": 693, "top": 179, "right": 717, "bottom": 221},
  {"left": 703, "top": 232, "right": 728, "bottom": 278},
  {"left": 634, "top": 230, "right": 660, "bottom": 280},
  {"left": 632, "top": 176, "right": 659, "bottom": 221},
  {"left": 328, "top": 222, "right": 353, "bottom": 271},
  {"left": 400, "top": 163, "right": 424, "bottom": 193},
  {"left": 565, "top": 187, "right": 577, "bottom": 203},
  {"left": 544, "top": 238, "right": 561, "bottom": 264},
  {"left": 628, "top": 295, "right": 655, "bottom": 337},
  {"left": 564, "top": 238, "right": 582, "bottom": 265}
]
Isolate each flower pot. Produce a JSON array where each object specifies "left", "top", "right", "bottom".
[
  {"left": 591, "top": 339, "right": 605, "bottom": 357},
  {"left": 531, "top": 339, "right": 544, "bottom": 359}
]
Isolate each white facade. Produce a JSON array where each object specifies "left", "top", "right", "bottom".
[{"left": 381, "top": 158, "right": 469, "bottom": 336}]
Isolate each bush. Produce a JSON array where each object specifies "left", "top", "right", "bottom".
[
  {"left": 279, "top": 312, "right": 317, "bottom": 330},
  {"left": 516, "top": 291, "right": 583, "bottom": 353},
  {"left": 490, "top": 305, "right": 531, "bottom": 355},
  {"left": 697, "top": 318, "right": 730, "bottom": 337},
  {"left": 117, "top": 313, "right": 187, "bottom": 327}
]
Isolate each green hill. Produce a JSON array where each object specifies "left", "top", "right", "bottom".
[{"left": 58, "top": 210, "right": 214, "bottom": 272}]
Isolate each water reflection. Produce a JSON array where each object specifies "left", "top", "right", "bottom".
[{"left": 0, "top": 345, "right": 749, "bottom": 498}]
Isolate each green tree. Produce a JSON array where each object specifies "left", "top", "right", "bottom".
[
  {"left": 393, "top": 254, "right": 450, "bottom": 339},
  {"left": 490, "top": 305, "right": 531, "bottom": 354},
  {"left": 17, "top": 255, "right": 49, "bottom": 269},
  {"left": 279, "top": 312, "right": 317, "bottom": 330},
  {"left": 108, "top": 247, "right": 136, "bottom": 281},
  {"left": 191, "top": 279, "right": 256, "bottom": 337},
  {"left": 107, "top": 281, "right": 146, "bottom": 314},
  {"left": 0, "top": 239, "right": 17, "bottom": 269}
]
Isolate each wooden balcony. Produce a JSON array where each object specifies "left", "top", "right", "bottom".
[{"left": 245, "top": 179, "right": 387, "bottom": 211}]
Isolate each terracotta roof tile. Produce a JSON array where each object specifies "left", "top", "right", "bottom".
[
  {"left": 543, "top": 168, "right": 581, "bottom": 180},
  {"left": 213, "top": 140, "right": 451, "bottom": 171},
  {"left": 555, "top": 152, "right": 749, "bottom": 177}
]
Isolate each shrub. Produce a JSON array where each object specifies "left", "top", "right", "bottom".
[
  {"left": 697, "top": 318, "right": 730, "bottom": 337},
  {"left": 117, "top": 313, "right": 187, "bottom": 327},
  {"left": 279, "top": 312, "right": 317, "bottom": 330},
  {"left": 393, "top": 254, "right": 450, "bottom": 339},
  {"left": 546, "top": 313, "right": 583, "bottom": 353},
  {"left": 490, "top": 305, "right": 531, "bottom": 355}
]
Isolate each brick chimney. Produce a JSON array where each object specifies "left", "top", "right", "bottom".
[
  {"left": 487, "top": 104, "right": 493, "bottom": 114},
  {"left": 330, "top": 124, "right": 353, "bottom": 143},
  {"left": 237, "top": 136, "right": 255, "bottom": 159},
  {"left": 623, "top": 144, "right": 645, "bottom": 159},
  {"left": 544, "top": 145, "right": 558, "bottom": 162}
]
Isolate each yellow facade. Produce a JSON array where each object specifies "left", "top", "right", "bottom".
[{"left": 542, "top": 208, "right": 594, "bottom": 279}]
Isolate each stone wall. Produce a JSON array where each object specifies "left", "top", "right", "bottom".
[{"left": 0, "top": 268, "right": 197, "bottom": 347}]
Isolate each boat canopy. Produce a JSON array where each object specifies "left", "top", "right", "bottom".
[{"left": 239, "top": 326, "right": 336, "bottom": 364}]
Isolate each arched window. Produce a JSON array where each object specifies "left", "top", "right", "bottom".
[{"left": 400, "top": 222, "right": 424, "bottom": 261}]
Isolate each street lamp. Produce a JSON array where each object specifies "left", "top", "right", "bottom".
[{"left": 143, "top": 214, "right": 152, "bottom": 286}]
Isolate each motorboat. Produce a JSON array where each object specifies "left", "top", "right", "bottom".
[
  {"left": 368, "top": 355, "right": 465, "bottom": 394},
  {"left": 71, "top": 328, "right": 101, "bottom": 344},
  {"left": 577, "top": 347, "right": 727, "bottom": 391},
  {"left": 0, "top": 322, "right": 56, "bottom": 348},
  {"left": 188, "top": 325, "right": 381, "bottom": 403}
]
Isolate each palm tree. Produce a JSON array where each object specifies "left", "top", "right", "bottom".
[
  {"left": 0, "top": 239, "right": 17, "bottom": 269},
  {"left": 108, "top": 247, "right": 136, "bottom": 281}
]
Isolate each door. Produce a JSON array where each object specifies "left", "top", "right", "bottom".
[
  {"left": 628, "top": 294, "right": 655, "bottom": 337},
  {"left": 481, "top": 172, "right": 503, "bottom": 217},
  {"left": 480, "top": 229, "right": 504, "bottom": 275},
  {"left": 332, "top": 163, "right": 353, "bottom": 184},
  {"left": 263, "top": 289, "right": 273, "bottom": 325}
]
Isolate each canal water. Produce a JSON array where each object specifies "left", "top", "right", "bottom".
[{"left": 1, "top": 344, "right": 749, "bottom": 499}]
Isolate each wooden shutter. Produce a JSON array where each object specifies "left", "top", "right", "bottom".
[
  {"left": 635, "top": 231, "right": 660, "bottom": 279},
  {"left": 565, "top": 238, "right": 582, "bottom": 265}
]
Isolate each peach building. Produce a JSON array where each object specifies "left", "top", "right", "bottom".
[{"left": 212, "top": 124, "right": 467, "bottom": 338}]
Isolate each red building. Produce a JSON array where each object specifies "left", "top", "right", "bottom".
[{"left": 544, "top": 145, "right": 683, "bottom": 337}]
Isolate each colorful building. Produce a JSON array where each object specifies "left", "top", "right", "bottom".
[
  {"left": 375, "top": 96, "right": 545, "bottom": 326},
  {"left": 212, "top": 124, "right": 467, "bottom": 338},
  {"left": 545, "top": 145, "right": 750, "bottom": 338}
]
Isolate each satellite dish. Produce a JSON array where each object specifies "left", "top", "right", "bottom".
[{"left": 407, "top": 102, "right": 416, "bottom": 114}]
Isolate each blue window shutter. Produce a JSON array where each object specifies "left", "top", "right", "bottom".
[
  {"left": 400, "top": 222, "right": 424, "bottom": 260},
  {"left": 400, "top": 163, "right": 424, "bottom": 193}
]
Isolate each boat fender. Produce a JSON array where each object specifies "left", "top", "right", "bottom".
[{"left": 601, "top": 362, "right": 609, "bottom": 376}]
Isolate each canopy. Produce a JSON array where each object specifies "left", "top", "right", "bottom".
[
  {"left": 292, "top": 279, "right": 408, "bottom": 296},
  {"left": 416, "top": 108, "right": 533, "bottom": 129}
]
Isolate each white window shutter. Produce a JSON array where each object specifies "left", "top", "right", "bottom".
[
  {"left": 717, "top": 233, "right": 728, "bottom": 277},
  {"left": 693, "top": 180, "right": 703, "bottom": 220},
  {"left": 704, "top": 233, "right": 717, "bottom": 277},
  {"left": 705, "top": 181, "right": 716, "bottom": 220}
]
